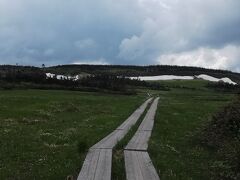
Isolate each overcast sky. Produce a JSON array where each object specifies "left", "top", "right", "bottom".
[{"left": 0, "top": 0, "right": 240, "bottom": 71}]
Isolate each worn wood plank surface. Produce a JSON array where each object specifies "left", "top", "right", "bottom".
[
  {"left": 125, "top": 131, "right": 152, "bottom": 151},
  {"left": 77, "top": 98, "right": 152, "bottom": 180},
  {"left": 125, "top": 97, "right": 159, "bottom": 151},
  {"left": 77, "top": 149, "right": 112, "bottom": 180},
  {"left": 138, "top": 97, "right": 159, "bottom": 131},
  {"left": 94, "top": 149, "right": 112, "bottom": 180},
  {"left": 91, "top": 129, "right": 127, "bottom": 149},
  {"left": 77, "top": 149, "right": 100, "bottom": 180},
  {"left": 91, "top": 98, "right": 152, "bottom": 149},
  {"left": 117, "top": 98, "right": 153, "bottom": 131},
  {"left": 124, "top": 97, "right": 160, "bottom": 180},
  {"left": 124, "top": 151, "right": 160, "bottom": 180}
]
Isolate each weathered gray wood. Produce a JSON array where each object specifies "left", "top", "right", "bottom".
[
  {"left": 124, "top": 150, "right": 160, "bottom": 180},
  {"left": 77, "top": 98, "right": 152, "bottom": 180},
  {"left": 91, "top": 129, "right": 127, "bottom": 149},
  {"left": 125, "top": 150, "right": 144, "bottom": 180},
  {"left": 141, "top": 152, "right": 160, "bottom": 179},
  {"left": 125, "top": 97, "right": 159, "bottom": 151},
  {"left": 138, "top": 97, "right": 159, "bottom": 131},
  {"left": 124, "top": 97, "right": 160, "bottom": 180},
  {"left": 125, "top": 131, "right": 152, "bottom": 151},
  {"left": 117, "top": 98, "right": 153, "bottom": 131},
  {"left": 91, "top": 98, "right": 152, "bottom": 149},
  {"left": 77, "top": 149, "right": 112, "bottom": 180},
  {"left": 94, "top": 149, "right": 112, "bottom": 180},
  {"left": 78, "top": 149, "right": 100, "bottom": 180}
]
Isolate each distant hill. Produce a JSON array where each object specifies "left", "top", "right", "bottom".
[
  {"left": 46, "top": 64, "right": 240, "bottom": 84},
  {"left": 1, "top": 64, "right": 240, "bottom": 84}
]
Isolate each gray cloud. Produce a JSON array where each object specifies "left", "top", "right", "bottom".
[{"left": 0, "top": 0, "right": 240, "bottom": 71}]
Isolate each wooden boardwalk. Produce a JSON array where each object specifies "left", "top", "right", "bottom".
[
  {"left": 124, "top": 131, "right": 152, "bottom": 151},
  {"left": 125, "top": 97, "right": 159, "bottom": 151},
  {"left": 77, "top": 149, "right": 112, "bottom": 180},
  {"left": 125, "top": 151, "right": 160, "bottom": 180},
  {"left": 77, "top": 98, "right": 152, "bottom": 180},
  {"left": 124, "top": 97, "right": 160, "bottom": 180}
]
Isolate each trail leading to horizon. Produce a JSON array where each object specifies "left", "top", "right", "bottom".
[
  {"left": 124, "top": 97, "right": 160, "bottom": 180},
  {"left": 77, "top": 98, "right": 152, "bottom": 180}
]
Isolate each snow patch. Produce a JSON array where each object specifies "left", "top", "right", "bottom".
[
  {"left": 196, "top": 74, "right": 237, "bottom": 85},
  {"left": 130, "top": 75, "right": 194, "bottom": 81},
  {"left": 130, "top": 74, "right": 237, "bottom": 85},
  {"left": 46, "top": 73, "right": 55, "bottom": 78},
  {"left": 56, "top": 75, "right": 68, "bottom": 80},
  {"left": 46, "top": 72, "right": 237, "bottom": 85},
  {"left": 45, "top": 73, "right": 87, "bottom": 81}
]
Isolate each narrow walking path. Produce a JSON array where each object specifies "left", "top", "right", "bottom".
[
  {"left": 77, "top": 98, "right": 152, "bottom": 180},
  {"left": 124, "top": 151, "right": 159, "bottom": 180},
  {"left": 124, "top": 97, "right": 160, "bottom": 180}
]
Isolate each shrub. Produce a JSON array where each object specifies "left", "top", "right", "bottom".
[
  {"left": 201, "top": 95, "right": 240, "bottom": 180},
  {"left": 77, "top": 141, "right": 88, "bottom": 154}
]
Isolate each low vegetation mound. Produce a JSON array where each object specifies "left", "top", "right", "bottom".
[
  {"left": 201, "top": 95, "right": 240, "bottom": 180},
  {"left": 207, "top": 82, "right": 240, "bottom": 92}
]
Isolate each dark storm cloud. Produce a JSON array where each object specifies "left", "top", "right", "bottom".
[
  {"left": 0, "top": 0, "right": 141, "bottom": 65},
  {"left": 0, "top": 0, "right": 240, "bottom": 71}
]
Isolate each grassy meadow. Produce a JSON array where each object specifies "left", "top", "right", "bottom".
[
  {"left": 0, "top": 79, "right": 237, "bottom": 180},
  {"left": 149, "top": 81, "right": 235, "bottom": 179},
  {"left": 0, "top": 90, "right": 144, "bottom": 179}
]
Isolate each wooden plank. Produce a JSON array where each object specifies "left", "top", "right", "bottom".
[
  {"left": 91, "top": 129, "right": 127, "bottom": 149},
  {"left": 117, "top": 98, "right": 153, "bottom": 131},
  {"left": 124, "top": 150, "right": 160, "bottom": 180},
  {"left": 125, "top": 150, "right": 144, "bottom": 180},
  {"left": 124, "top": 97, "right": 160, "bottom": 180},
  {"left": 125, "top": 97, "right": 159, "bottom": 151},
  {"left": 141, "top": 152, "right": 160, "bottom": 180},
  {"left": 138, "top": 97, "right": 159, "bottom": 131},
  {"left": 94, "top": 149, "right": 112, "bottom": 180},
  {"left": 77, "top": 149, "right": 112, "bottom": 180},
  {"left": 77, "top": 149, "right": 100, "bottom": 180},
  {"left": 125, "top": 131, "right": 151, "bottom": 151},
  {"left": 91, "top": 98, "right": 152, "bottom": 149}
]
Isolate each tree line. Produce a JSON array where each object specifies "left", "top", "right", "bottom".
[{"left": 0, "top": 65, "right": 167, "bottom": 93}]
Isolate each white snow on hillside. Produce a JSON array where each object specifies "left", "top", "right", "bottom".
[
  {"left": 46, "top": 73, "right": 69, "bottom": 80},
  {"left": 130, "top": 74, "right": 237, "bottom": 85},
  {"left": 196, "top": 74, "right": 237, "bottom": 85},
  {"left": 195, "top": 74, "right": 219, "bottom": 82},
  {"left": 46, "top": 73, "right": 55, "bottom": 78},
  {"left": 46, "top": 72, "right": 237, "bottom": 85},
  {"left": 130, "top": 75, "right": 194, "bottom": 81},
  {"left": 221, "top": 78, "right": 236, "bottom": 85},
  {"left": 45, "top": 73, "right": 84, "bottom": 81},
  {"left": 56, "top": 75, "right": 68, "bottom": 80}
]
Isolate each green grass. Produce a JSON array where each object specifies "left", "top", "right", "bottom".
[
  {"left": 149, "top": 86, "right": 235, "bottom": 179},
  {"left": 153, "top": 79, "right": 209, "bottom": 89},
  {"left": 0, "top": 80, "right": 237, "bottom": 180},
  {"left": 0, "top": 89, "right": 144, "bottom": 180}
]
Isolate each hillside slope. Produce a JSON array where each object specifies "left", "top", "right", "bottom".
[
  {"left": 46, "top": 65, "right": 240, "bottom": 83},
  {"left": 1, "top": 64, "right": 240, "bottom": 84}
]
